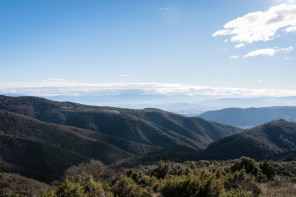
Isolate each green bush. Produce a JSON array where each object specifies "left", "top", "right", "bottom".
[
  {"left": 112, "top": 176, "right": 151, "bottom": 197},
  {"left": 224, "top": 169, "right": 261, "bottom": 196},
  {"left": 56, "top": 179, "right": 87, "bottom": 197},
  {"left": 231, "top": 157, "right": 259, "bottom": 176},
  {"left": 162, "top": 170, "right": 225, "bottom": 197},
  {"left": 150, "top": 161, "right": 169, "bottom": 179},
  {"left": 259, "top": 160, "right": 276, "bottom": 180}
]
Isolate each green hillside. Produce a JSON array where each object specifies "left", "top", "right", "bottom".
[
  {"left": 200, "top": 119, "right": 296, "bottom": 160},
  {"left": 0, "top": 110, "right": 135, "bottom": 182},
  {"left": 0, "top": 95, "right": 240, "bottom": 150},
  {"left": 0, "top": 95, "right": 242, "bottom": 182}
]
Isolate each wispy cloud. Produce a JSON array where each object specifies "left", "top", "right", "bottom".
[
  {"left": 229, "top": 56, "right": 240, "bottom": 59},
  {"left": 279, "top": 46, "right": 294, "bottom": 53},
  {"left": 120, "top": 74, "right": 129, "bottom": 77},
  {"left": 285, "top": 25, "right": 296, "bottom": 32},
  {"left": 48, "top": 78, "right": 67, "bottom": 82},
  {"left": 273, "top": 0, "right": 296, "bottom": 5},
  {"left": 159, "top": 5, "right": 172, "bottom": 11},
  {"left": 235, "top": 43, "right": 245, "bottom": 49},
  {"left": 212, "top": 4, "right": 296, "bottom": 46},
  {"left": 285, "top": 56, "right": 295, "bottom": 60},
  {"left": 244, "top": 46, "right": 293, "bottom": 58},
  {"left": 0, "top": 82, "right": 296, "bottom": 97},
  {"left": 158, "top": 5, "right": 172, "bottom": 14},
  {"left": 244, "top": 48, "right": 276, "bottom": 58}
]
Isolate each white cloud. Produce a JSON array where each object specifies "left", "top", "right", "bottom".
[
  {"left": 278, "top": 46, "right": 294, "bottom": 53},
  {"left": 0, "top": 82, "right": 296, "bottom": 97},
  {"left": 235, "top": 43, "right": 245, "bottom": 48},
  {"left": 229, "top": 56, "right": 240, "bottom": 59},
  {"left": 258, "top": 80, "right": 264, "bottom": 83},
  {"left": 213, "top": 4, "right": 296, "bottom": 46},
  {"left": 244, "top": 46, "right": 293, "bottom": 58},
  {"left": 244, "top": 48, "right": 276, "bottom": 58},
  {"left": 285, "top": 25, "right": 296, "bottom": 32},
  {"left": 120, "top": 74, "right": 129, "bottom": 77}
]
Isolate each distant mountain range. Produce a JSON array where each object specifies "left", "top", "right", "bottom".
[
  {"left": 0, "top": 95, "right": 239, "bottom": 182},
  {"left": 6, "top": 94, "right": 296, "bottom": 116},
  {"left": 199, "top": 106, "right": 296, "bottom": 127}
]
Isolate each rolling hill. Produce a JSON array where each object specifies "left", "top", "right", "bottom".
[
  {"left": 199, "top": 106, "right": 296, "bottom": 127},
  {"left": 0, "top": 95, "right": 241, "bottom": 182},
  {"left": 0, "top": 110, "right": 135, "bottom": 182},
  {"left": 200, "top": 119, "right": 296, "bottom": 160},
  {"left": 118, "top": 119, "right": 296, "bottom": 167},
  {"left": 0, "top": 95, "right": 240, "bottom": 150}
]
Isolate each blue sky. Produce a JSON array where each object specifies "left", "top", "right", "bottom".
[{"left": 0, "top": 0, "right": 296, "bottom": 97}]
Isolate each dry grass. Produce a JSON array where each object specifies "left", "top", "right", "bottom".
[{"left": 258, "top": 176, "right": 296, "bottom": 197}]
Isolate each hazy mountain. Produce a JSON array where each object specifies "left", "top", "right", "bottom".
[
  {"left": 199, "top": 106, "right": 296, "bottom": 127},
  {"left": 5, "top": 94, "right": 296, "bottom": 116}
]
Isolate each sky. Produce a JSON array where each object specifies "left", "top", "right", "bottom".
[{"left": 0, "top": 0, "right": 296, "bottom": 98}]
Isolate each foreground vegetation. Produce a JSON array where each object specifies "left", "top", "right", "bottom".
[{"left": 2, "top": 157, "right": 296, "bottom": 196}]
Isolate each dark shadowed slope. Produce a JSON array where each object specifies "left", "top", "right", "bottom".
[
  {"left": 0, "top": 110, "right": 134, "bottom": 182},
  {"left": 0, "top": 95, "right": 240, "bottom": 150},
  {"left": 120, "top": 119, "right": 296, "bottom": 167},
  {"left": 199, "top": 106, "right": 296, "bottom": 127},
  {"left": 200, "top": 119, "right": 296, "bottom": 160}
]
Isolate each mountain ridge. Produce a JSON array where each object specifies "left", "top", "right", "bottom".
[
  {"left": 0, "top": 95, "right": 241, "bottom": 182},
  {"left": 199, "top": 106, "right": 296, "bottom": 127},
  {"left": 199, "top": 119, "right": 296, "bottom": 160},
  {"left": 0, "top": 95, "right": 241, "bottom": 150}
]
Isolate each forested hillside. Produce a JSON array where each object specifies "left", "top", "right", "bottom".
[
  {"left": 0, "top": 95, "right": 240, "bottom": 182},
  {"left": 199, "top": 119, "right": 296, "bottom": 161},
  {"left": 0, "top": 95, "right": 240, "bottom": 150}
]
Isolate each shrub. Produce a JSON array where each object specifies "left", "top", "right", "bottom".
[
  {"left": 150, "top": 161, "right": 169, "bottom": 179},
  {"left": 112, "top": 176, "right": 151, "bottom": 197},
  {"left": 56, "top": 179, "right": 87, "bottom": 197},
  {"left": 231, "top": 157, "right": 259, "bottom": 176},
  {"left": 161, "top": 170, "right": 225, "bottom": 197},
  {"left": 259, "top": 160, "right": 276, "bottom": 180}
]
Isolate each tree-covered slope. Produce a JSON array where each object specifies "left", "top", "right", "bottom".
[
  {"left": 0, "top": 110, "right": 137, "bottom": 182},
  {"left": 199, "top": 106, "right": 296, "bottom": 127},
  {"left": 200, "top": 119, "right": 296, "bottom": 160},
  {"left": 0, "top": 95, "right": 240, "bottom": 150}
]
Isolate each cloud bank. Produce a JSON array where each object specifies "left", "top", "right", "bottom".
[
  {"left": 0, "top": 82, "right": 295, "bottom": 97},
  {"left": 212, "top": 4, "right": 296, "bottom": 46}
]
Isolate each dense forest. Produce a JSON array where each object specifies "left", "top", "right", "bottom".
[{"left": 0, "top": 95, "right": 296, "bottom": 196}]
